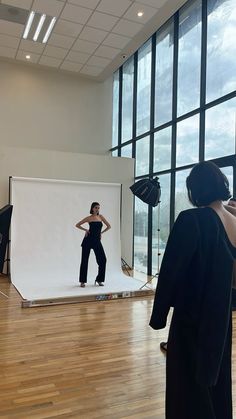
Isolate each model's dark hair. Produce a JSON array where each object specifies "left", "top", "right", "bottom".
[
  {"left": 90, "top": 202, "right": 100, "bottom": 214},
  {"left": 186, "top": 161, "right": 231, "bottom": 207}
]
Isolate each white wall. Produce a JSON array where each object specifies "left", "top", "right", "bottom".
[
  {"left": 0, "top": 146, "right": 134, "bottom": 266},
  {"left": 0, "top": 61, "right": 112, "bottom": 155},
  {"left": 0, "top": 60, "right": 134, "bottom": 266}
]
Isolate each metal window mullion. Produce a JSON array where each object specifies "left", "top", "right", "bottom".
[
  {"left": 170, "top": 12, "right": 179, "bottom": 227},
  {"left": 118, "top": 66, "right": 123, "bottom": 156},
  {"left": 132, "top": 52, "right": 138, "bottom": 269},
  {"left": 133, "top": 52, "right": 138, "bottom": 160},
  {"left": 199, "top": 0, "right": 207, "bottom": 161},
  {"left": 147, "top": 34, "right": 157, "bottom": 276}
]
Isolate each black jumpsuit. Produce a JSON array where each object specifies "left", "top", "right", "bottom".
[{"left": 79, "top": 221, "right": 106, "bottom": 284}]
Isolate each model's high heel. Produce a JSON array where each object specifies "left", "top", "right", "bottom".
[
  {"left": 94, "top": 280, "right": 104, "bottom": 286},
  {"left": 80, "top": 282, "right": 85, "bottom": 287}
]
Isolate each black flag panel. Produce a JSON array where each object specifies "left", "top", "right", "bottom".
[{"left": 0, "top": 205, "right": 13, "bottom": 273}]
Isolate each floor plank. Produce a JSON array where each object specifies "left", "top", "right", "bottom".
[{"left": 0, "top": 275, "right": 235, "bottom": 418}]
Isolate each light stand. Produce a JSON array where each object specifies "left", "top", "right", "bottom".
[
  {"left": 139, "top": 203, "right": 161, "bottom": 290},
  {"left": 130, "top": 177, "right": 161, "bottom": 290}
]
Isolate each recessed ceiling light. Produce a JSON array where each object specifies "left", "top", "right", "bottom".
[
  {"left": 26, "top": 55, "right": 30, "bottom": 60},
  {"left": 137, "top": 11, "right": 144, "bottom": 17}
]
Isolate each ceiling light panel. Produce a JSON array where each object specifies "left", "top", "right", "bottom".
[
  {"left": 1, "top": 0, "right": 32, "bottom": 10},
  {"left": 19, "top": 39, "right": 45, "bottom": 53},
  {"left": 86, "top": 12, "right": 119, "bottom": 32},
  {"left": 97, "top": 0, "right": 132, "bottom": 17},
  {"left": 39, "top": 55, "right": 62, "bottom": 67},
  {"left": 23, "top": 11, "right": 57, "bottom": 43},
  {"left": 61, "top": 4, "right": 93, "bottom": 25},
  {"left": 0, "top": 45, "right": 16, "bottom": 58},
  {"left": 54, "top": 19, "right": 83, "bottom": 37},
  {"left": 32, "top": 0, "right": 64, "bottom": 17},
  {"left": 68, "top": 0, "right": 100, "bottom": 9},
  {"left": 60, "top": 60, "right": 83, "bottom": 72},
  {"left": 124, "top": 3, "right": 158, "bottom": 24},
  {"left": 0, "top": 3, "right": 29, "bottom": 24},
  {"left": 0, "top": 33, "right": 20, "bottom": 49}
]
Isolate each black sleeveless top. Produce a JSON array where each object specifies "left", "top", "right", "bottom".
[{"left": 88, "top": 221, "right": 102, "bottom": 239}]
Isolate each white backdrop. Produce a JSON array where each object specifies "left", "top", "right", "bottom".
[{"left": 10, "top": 177, "right": 141, "bottom": 300}]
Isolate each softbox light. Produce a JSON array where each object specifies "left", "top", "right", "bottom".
[
  {"left": 130, "top": 177, "right": 161, "bottom": 207},
  {"left": 0, "top": 205, "right": 13, "bottom": 273}
]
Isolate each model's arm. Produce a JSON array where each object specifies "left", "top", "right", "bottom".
[
  {"left": 100, "top": 215, "right": 111, "bottom": 235},
  {"left": 75, "top": 217, "right": 90, "bottom": 235}
]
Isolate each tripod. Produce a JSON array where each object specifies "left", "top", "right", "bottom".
[{"left": 139, "top": 202, "right": 161, "bottom": 290}]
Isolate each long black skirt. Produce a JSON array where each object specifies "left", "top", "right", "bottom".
[{"left": 166, "top": 311, "right": 232, "bottom": 419}]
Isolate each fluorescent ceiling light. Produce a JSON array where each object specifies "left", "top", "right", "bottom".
[
  {"left": 26, "top": 54, "right": 31, "bottom": 60},
  {"left": 23, "top": 11, "right": 35, "bottom": 39},
  {"left": 42, "top": 17, "right": 56, "bottom": 44},
  {"left": 137, "top": 11, "right": 144, "bottom": 17},
  {"left": 33, "top": 14, "right": 46, "bottom": 42}
]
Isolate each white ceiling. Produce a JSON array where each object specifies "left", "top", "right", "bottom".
[{"left": 0, "top": 0, "right": 187, "bottom": 81}]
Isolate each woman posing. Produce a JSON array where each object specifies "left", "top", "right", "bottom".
[{"left": 76, "top": 202, "right": 111, "bottom": 287}]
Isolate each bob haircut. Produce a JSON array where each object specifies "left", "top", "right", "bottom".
[
  {"left": 90, "top": 202, "right": 100, "bottom": 214},
  {"left": 186, "top": 161, "right": 231, "bottom": 207}
]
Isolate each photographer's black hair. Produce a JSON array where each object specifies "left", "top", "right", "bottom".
[{"left": 186, "top": 161, "right": 231, "bottom": 207}]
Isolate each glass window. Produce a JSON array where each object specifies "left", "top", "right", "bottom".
[
  {"left": 112, "top": 71, "right": 119, "bottom": 148},
  {"left": 155, "top": 21, "right": 174, "bottom": 127},
  {"left": 112, "top": 150, "right": 118, "bottom": 157},
  {"left": 206, "top": 0, "right": 236, "bottom": 103},
  {"left": 134, "top": 197, "right": 148, "bottom": 273},
  {"left": 122, "top": 57, "right": 134, "bottom": 143},
  {"left": 205, "top": 98, "right": 236, "bottom": 160},
  {"left": 135, "top": 136, "right": 150, "bottom": 177},
  {"left": 221, "top": 166, "right": 233, "bottom": 196},
  {"left": 176, "top": 114, "right": 199, "bottom": 167},
  {"left": 136, "top": 39, "right": 152, "bottom": 136},
  {"left": 175, "top": 169, "right": 192, "bottom": 218},
  {"left": 154, "top": 126, "right": 172, "bottom": 172},
  {"left": 152, "top": 173, "right": 170, "bottom": 274},
  {"left": 121, "top": 144, "right": 132, "bottom": 158},
  {"left": 177, "top": 0, "right": 202, "bottom": 116}
]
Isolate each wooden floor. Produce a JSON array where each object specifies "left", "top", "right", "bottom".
[{"left": 0, "top": 275, "right": 235, "bottom": 419}]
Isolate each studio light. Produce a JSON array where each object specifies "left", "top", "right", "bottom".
[
  {"left": 130, "top": 177, "right": 161, "bottom": 290},
  {"left": 130, "top": 177, "right": 161, "bottom": 207}
]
